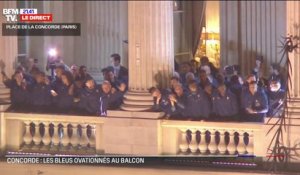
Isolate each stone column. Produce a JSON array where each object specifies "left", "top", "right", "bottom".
[
  {"left": 0, "top": 1, "right": 18, "bottom": 76},
  {"left": 121, "top": 1, "right": 174, "bottom": 111}
]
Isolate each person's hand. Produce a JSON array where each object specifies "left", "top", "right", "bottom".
[
  {"left": 51, "top": 90, "right": 58, "bottom": 97},
  {"left": 118, "top": 83, "right": 126, "bottom": 92},
  {"left": 156, "top": 96, "right": 161, "bottom": 104},
  {"left": 278, "top": 99, "right": 284, "bottom": 105},
  {"left": 74, "top": 98, "right": 80, "bottom": 103},
  {"left": 111, "top": 87, "right": 116, "bottom": 94},
  {"left": 44, "top": 77, "right": 50, "bottom": 85},
  {"left": 169, "top": 94, "right": 177, "bottom": 103},
  {"left": 246, "top": 108, "right": 257, "bottom": 114}
]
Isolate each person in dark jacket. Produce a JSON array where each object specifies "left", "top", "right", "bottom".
[
  {"left": 168, "top": 84, "right": 188, "bottom": 119},
  {"left": 241, "top": 81, "right": 268, "bottom": 122},
  {"left": 51, "top": 71, "right": 74, "bottom": 113},
  {"left": 77, "top": 65, "right": 93, "bottom": 84},
  {"left": 106, "top": 69, "right": 125, "bottom": 91},
  {"left": 107, "top": 53, "right": 128, "bottom": 85},
  {"left": 16, "top": 65, "right": 35, "bottom": 87},
  {"left": 268, "top": 63, "right": 286, "bottom": 90},
  {"left": 186, "top": 80, "right": 211, "bottom": 120},
  {"left": 165, "top": 76, "right": 181, "bottom": 94},
  {"left": 51, "top": 65, "right": 65, "bottom": 92},
  {"left": 252, "top": 56, "right": 268, "bottom": 88},
  {"left": 149, "top": 86, "right": 173, "bottom": 118},
  {"left": 199, "top": 56, "right": 219, "bottom": 78},
  {"left": 77, "top": 77, "right": 101, "bottom": 115},
  {"left": 211, "top": 83, "right": 239, "bottom": 121},
  {"left": 267, "top": 79, "right": 285, "bottom": 118},
  {"left": 2, "top": 70, "right": 30, "bottom": 111},
  {"left": 30, "top": 71, "right": 52, "bottom": 112},
  {"left": 99, "top": 81, "right": 126, "bottom": 116}
]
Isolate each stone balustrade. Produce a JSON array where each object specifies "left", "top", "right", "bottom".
[
  {"left": 1, "top": 112, "right": 104, "bottom": 155},
  {"left": 161, "top": 120, "right": 264, "bottom": 157},
  {"left": 0, "top": 111, "right": 299, "bottom": 164}
]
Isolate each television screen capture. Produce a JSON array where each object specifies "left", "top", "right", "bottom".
[{"left": 0, "top": 1, "right": 299, "bottom": 175}]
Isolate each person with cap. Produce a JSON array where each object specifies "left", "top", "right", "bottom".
[
  {"left": 168, "top": 83, "right": 188, "bottom": 119},
  {"left": 99, "top": 80, "right": 126, "bottom": 116},
  {"left": 186, "top": 80, "right": 211, "bottom": 120},
  {"left": 267, "top": 78, "right": 285, "bottom": 118},
  {"left": 241, "top": 80, "right": 268, "bottom": 122},
  {"left": 183, "top": 72, "right": 195, "bottom": 90},
  {"left": 211, "top": 83, "right": 239, "bottom": 121},
  {"left": 269, "top": 63, "right": 286, "bottom": 90},
  {"left": 149, "top": 86, "right": 173, "bottom": 118}
]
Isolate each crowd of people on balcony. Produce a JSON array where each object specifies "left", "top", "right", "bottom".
[
  {"left": 2, "top": 54, "right": 128, "bottom": 116},
  {"left": 150, "top": 56, "right": 286, "bottom": 123},
  {"left": 1, "top": 54, "right": 286, "bottom": 122}
]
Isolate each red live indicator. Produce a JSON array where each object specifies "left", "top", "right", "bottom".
[{"left": 20, "top": 14, "right": 53, "bottom": 22}]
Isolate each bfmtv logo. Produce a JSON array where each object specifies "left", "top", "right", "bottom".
[
  {"left": 2, "top": 9, "right": 18, "bottom": 22},
  {"left": 2, "top": 8, "right": 38, "bottom": 22}
]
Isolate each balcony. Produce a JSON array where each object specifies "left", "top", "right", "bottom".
[
  {"left": 0, "top": 107, "right": 299, "bottom": 174},
  {"left": 0, "top": 110, "right": 293, "bottom": 157}
]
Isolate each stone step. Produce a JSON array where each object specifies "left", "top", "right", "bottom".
[
  {"left": 124, "top": 92, "right": 153, "bottom": 101},
  {"left": 120, "top": 104, "right": 152, "bottom": 112},
  {"left": 0, "top": 104, "right": 10, "bottom": 112},
  {"left": 123, "top": 98, "right": 154, "bottom": 106}
]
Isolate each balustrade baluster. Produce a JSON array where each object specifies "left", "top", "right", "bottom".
[
  {"left": 218, "top": 130, "right": 227, "bottom": 154},
  {"left": 41, "top": 121, "right": 51, "bottom": 151},
  {"left": 236, "top": 131, "right": 246, "bottom": 154},
  {"left": 179, "top": 128, "right": 189, "bottom": 154},
  {"left": 208, "top": 130, "right": 217, "bottom": 154},
  {"left": 198, "top": 129, "right": 208, "bottom": 154},
  {"left": 189, "top": 129, "right": 198, "bottom": 154},
  {"left": 32, "top": 121, "right": 42, "bottom": 150},
  {"left": 23, "top": 121, "right": 33, "bottom": 149},
  {"left": 70, "top": 124, "right": 79, "bottom": 150},
  {"left": 60, "top": 122, "right": 71, "bottom": 151},
  {"left": 89, "top": 124, "right": 96, "bottom": 148},
  {"left": 80, "top": 124, "right": 89, "bottom": 149},
  {"left": 51, "top": 122, "right": 60, "bottom": 150},
  {"left": 227, "top": 130, "right": 237, "bottom": 155}
]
